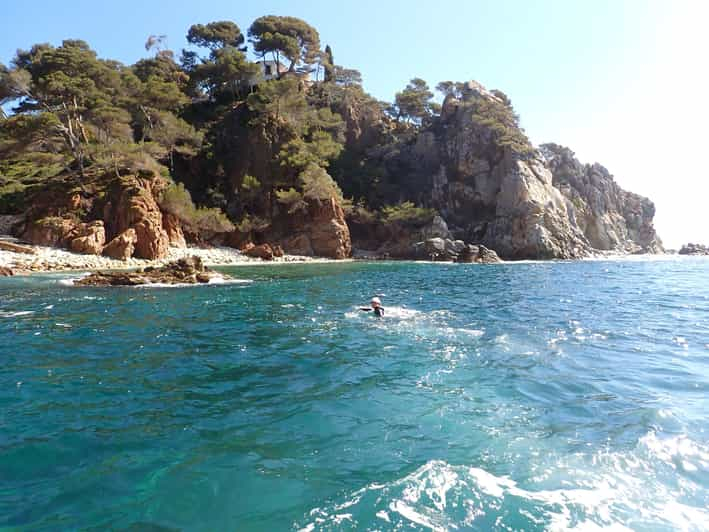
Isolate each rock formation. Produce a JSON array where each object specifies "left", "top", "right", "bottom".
[
  {"left": 278, "top": 197, "right": 352, "bottom": 259},
  {"left": 74, "top": 256, "right": 227, "bottom": 286},
  {"left": 103, "top": 176, "right": 170, "bottom": 260},
  {"left": 679, "top": 243, "right": 709, "bottom": 255},
  {"left": 347, "top": 80, "right": 662, "bottom": 259},
  {"left": 103, "top": 228, "right": 138, "bottom": 260},
  {"left": 68, "top": 221, "right": 106, "bottom": 255},
  {"left": 540, "top": 143, "right": 663, "bottom": 254}
]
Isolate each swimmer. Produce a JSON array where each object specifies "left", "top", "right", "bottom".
[{"left": 361, "top": 296, "right": 384, "bottom": 317}]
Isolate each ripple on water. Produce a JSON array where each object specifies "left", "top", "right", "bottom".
[{"left": 1, "top": 259, "right": 708, "bottom": 530}]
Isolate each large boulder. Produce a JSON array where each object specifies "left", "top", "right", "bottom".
[
  {"left": 23, "top": 217, "right": 79, "bottom": 247},
  {"left": 103, "top": 228, "right": 137, "bottom": 260},
  {"left": 243, "top": 243, "right": 274, "bottom": 261},
  {"left": 456, "top": 244, "right": 502, "bottom": 263},
  {"left": 69, "top": 221, "right": 105, "bottom": 255}
]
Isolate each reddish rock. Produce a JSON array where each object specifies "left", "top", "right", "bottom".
[
  {"left": 162, "top": 213, "right": 186, "bottom": 248},
  {"left": 239, "top": 242, "right": 255, "bottom": 253},
  {"left": 23, "top": 217, "right": 78, "bottom": 247},
  {"left": 281, "top": 233, "right": 314, "bottom": 256},
  {"left": 272, "top": 244, "right": 284, "bottom": 258},
  {"left": 103, "top": 228, "right": 137, "bottom": 260},
  {"left": 104, "top": 176, "right": 170, "bottom": 260},
  {"left": 307, "top": 197, "right": 351, "bottom": 259},
  {"left": 0, "top": 266, "right": 14, "bottom": 276},
  {"left": 69, "top": 221, "right": 106, "bottom": 255},
  {"left": 0, "top": 241, "right": 35, "bottom": 254},
  {"left": 244, "top": 243, "right": 274, "bottom": 260}
]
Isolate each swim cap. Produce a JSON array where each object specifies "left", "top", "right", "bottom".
[{"left": 371, "top": 297, "right": 381, "bottom": 305}]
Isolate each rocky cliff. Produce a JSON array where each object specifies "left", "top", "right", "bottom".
[
  {"left": 349, "top": 81, "right": 662, "bottom": 259},
  {"left": 540, "top": 143, "right": 663, "bottom": 254}
]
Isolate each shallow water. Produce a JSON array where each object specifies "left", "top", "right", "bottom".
[{"left": 1, "top": 258, "right": 708, "bottom": 530}]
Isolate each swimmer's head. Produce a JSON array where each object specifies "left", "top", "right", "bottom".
[{"left": 371, "top": 296, "right": 382, "bottom": 307}]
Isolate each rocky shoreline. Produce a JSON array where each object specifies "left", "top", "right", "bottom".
[{"left": 0, "top": 236, "right": 328, "bottom": 276}]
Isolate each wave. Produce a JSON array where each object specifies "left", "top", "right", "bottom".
[
  {"left": 299, "top": 432, "right": 709, "bottom": 531},
  {"left": 0, "top": 310, "right": 35, "bottom": 318}
]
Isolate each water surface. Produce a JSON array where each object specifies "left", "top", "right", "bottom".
[{"left": 1, "top": 258, "right": 708, "bottom": 530}]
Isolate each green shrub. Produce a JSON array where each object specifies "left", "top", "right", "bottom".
[
  {"left": 275, "top": 187, "right": 307, "bottom": 214},
  {"left": 381, "top": 201, "right": 436, "bottom": 225},
  {"left": 299, "top": 163, "right": 343, "bottom": 202},
  {"left": 160, "top": 182, "right": 234, "bottom": 233}
]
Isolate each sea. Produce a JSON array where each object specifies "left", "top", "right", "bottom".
[{"left": 1, "top": 257, "right": 708, "bottom": 531}]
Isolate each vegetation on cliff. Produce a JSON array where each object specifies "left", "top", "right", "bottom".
[{"left": 0, "top": 15, "right": 661, "bottom": 259}]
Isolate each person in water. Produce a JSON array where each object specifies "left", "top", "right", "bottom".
[{"left": 361, "top": 296, "right": 384, "bottom": 317}]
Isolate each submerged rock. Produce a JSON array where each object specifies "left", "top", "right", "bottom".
[{"left": 74, "top": 256, "right": 227, "bottom": 286}]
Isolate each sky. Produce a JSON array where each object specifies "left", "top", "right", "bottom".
[{"left": 2, "top": 0, "right": 707, "bottom": 248}]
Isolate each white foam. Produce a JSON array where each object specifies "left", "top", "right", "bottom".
[
  {"left": 0, "top": 310, "right": 34, "bottom": 318},
  {"left": 299, "top": 436, "right": 709, "bottom": 530}
]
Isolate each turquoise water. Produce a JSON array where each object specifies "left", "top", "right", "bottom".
[{"left": 1, "top": 258, "right": 708, "bottom": 531}]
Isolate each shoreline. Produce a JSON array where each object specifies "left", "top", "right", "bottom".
[
  {"left": 0, "top": 235, "right": 692, "bottom": 277},
  {"left": 0, "top": 236, "right": 337, "bottom": 275}
]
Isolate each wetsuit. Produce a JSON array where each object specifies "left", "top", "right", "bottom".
[{"left": 373, "top": 306, "right": 384, "bottom": 317}]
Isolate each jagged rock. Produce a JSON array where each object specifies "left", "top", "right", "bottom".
[
  {"left": 541, "top": 143, "right": 663, "bottom": 253},
  {"left": 244, "top": 243, "right": 274, "bottom": 261},
  {"left": 307, "top": 197, "right": 351, "bottom": 259},
  {"left": 103, "top": 228, "right": 137, "bottom": 260},
  {"left": 272, "top": 244, "right": 284, "bottom": 258},
  {"left": 162, "top": 213, "right": 186, "bottom": 248},
  {"left": 69, "top": 221, "right": 105, "bottom": 255},
  {"left": 75, "top": 256, "right": 226, "bottom": 286},
  {"left": 104, "top": 176, "right": 170, "bottom": 260},
  {"left": 0, "top": 241, "right": 35, "bottom": 254},
  {"left": 0, "top": 266, "right": 14, "bottom": 276},
  {"left": 456, "top": 244, "right": 502, "bottom": 263},
  {"left": 679, "top": 243, "right": 709, "bottom": 255}
]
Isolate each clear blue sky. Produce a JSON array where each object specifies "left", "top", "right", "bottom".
[{"left": 2, "top": 0, "right": 707, "bottom": 247}]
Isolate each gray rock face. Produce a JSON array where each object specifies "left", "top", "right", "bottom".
[
  {"left": 423, "top": 88, "right": 591, "bottom": 259},
  {"left": 540, "top": 143, "right": 663, "bottom": 254},
  {"left": 678, "top": 243, "right": 709, "bottom": 255}
]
